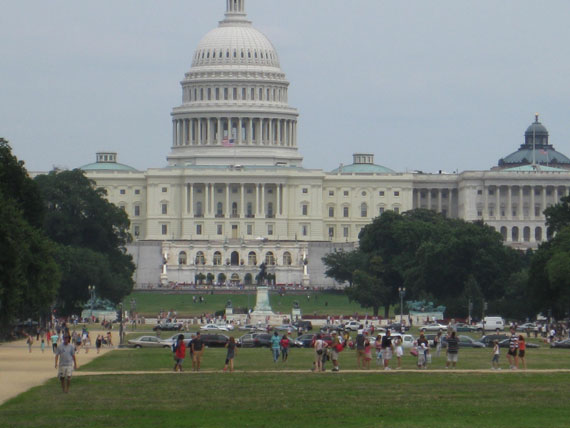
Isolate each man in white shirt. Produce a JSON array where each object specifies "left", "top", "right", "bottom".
[{"left": 55, "top": 335, "right": 78, "bottom": 393}]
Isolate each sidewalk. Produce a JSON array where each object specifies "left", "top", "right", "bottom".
[{"left": 0, "top": 331, "right": 118, "bottom": 405}]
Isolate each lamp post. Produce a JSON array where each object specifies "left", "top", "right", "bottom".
[
  {"left": 130, "top": 298, "right": 136, "bottom": 330},
  {"left": 88, "top": 285, "right": 96, "bottom": 322},
  {"left": 398, "top": 287, "right": 406, "bottom": 327},
  {"left": 119, "top": 303, "right": 124, "bottom": 346}
]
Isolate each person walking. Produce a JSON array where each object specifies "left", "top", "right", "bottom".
[
  {"left": 355, "top": 330, "right": 365, "bottom": 369},
  {"left": 446, "top": 331, "right": 459, "bottom": 368},
  {"left": 51, "top": 331, "right": 59, "bottom": 353},
  {"left": 173, "top": 334, "right": 186, "bottom": 372},
  {"left": 330, "top": 331, "right": 342, "bottom": 372},
  {"left": 381, "top": 330, "right": 394, "bottom": 370},
  {"left": 313, "top": 333, "right": 327, "bottom": 372},
  {"left": 191, "top": 332, "right": 204, "bottom": 371},
  {"left": 518, "top": 335, "right": 527, "bottom": 370},
  {"left": 223, "top": 336, "right": 237, "bottom": 372},
  {"left": 394, "top": 336, "right": 403, "bottom": 369},
  {"left": 280, "top": 334, "right": 290, "bottom": 362},
  {"left": 270, "top": 331, "right": 281, "bottom": 363},
  {"left": 435, "top": 331, "right": 443, "bottom": 357},
  {"left": 491, "top": 340, "right": 501, "bottom": 370},
  {"left": 506, "top": 327, "right": 519, "bottom": 370},
  {"left": 26, "top": 334, "right": 33, "bottom": 353},
  {"left": 54, "top": 335, "right": 77, "bottom": 393}
]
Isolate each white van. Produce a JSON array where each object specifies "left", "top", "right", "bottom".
[{"left": 475, "top": 316, "right": 505, "bottom": 332}]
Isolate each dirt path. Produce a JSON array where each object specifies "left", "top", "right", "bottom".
[
  {"left": 74, "top": 368, "right": 570, "bottom": 376},
  {"left": 0, "top": 330, "right": 119, "bottom": 405}
]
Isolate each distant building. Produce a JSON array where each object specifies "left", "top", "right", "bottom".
[{"left": 76, "top": 1, "right": 570, "bottom": 288}]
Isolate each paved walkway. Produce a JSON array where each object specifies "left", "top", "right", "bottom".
[{"left": 0, "top": 331, "right": 118, "bottom": 405}]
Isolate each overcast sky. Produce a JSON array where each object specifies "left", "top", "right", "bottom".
[{"left": 2, "top": 0, "right": 570, "bottom": 174}]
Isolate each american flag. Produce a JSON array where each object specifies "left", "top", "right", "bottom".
[{"left": 222, "top": 137, "right": 235, "bottom": 147}]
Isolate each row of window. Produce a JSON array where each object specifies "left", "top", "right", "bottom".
[
  {"left": 179, "top": 250, "right": 291, "bottom": 266},
  {"left": 194, "top": 47, "right": 276, "bottom": 62},
  {"left": 326, "top": 190, "right": 400, "bottom": 197},
  {"left": 118, "top": 189, "right": 141, "bottom": 195},
  {"left": 477, "top": 206, "right": 548, "bottom": 218},
  {"left": 186, "top": 85, "right": 287, "bottom": 103}
]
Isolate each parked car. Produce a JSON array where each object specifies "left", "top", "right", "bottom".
[
  {"left": 274, "top": 324, "right": 295, "bottom": 332},
  {"left": 550, "top": 339, "right": 570, "bottom": 349},
  {"left": 442, "top": 335, "right": 485, "bottom": 348},
  {"left": 517, "top": 323, "right": 539, "bottom": 332},
  {"left": 201, "top": 323, "right": 229, "bottom": 331},
  {"left": 152, "top": 322, "right": 182, "bottom": 331},
  {"left": 386, "top": 322, "right": 409, "bottom": 333},
  {"left": 455, "top": 323, "right": 476, "bottom": 332},
  {"left": 249, "top": 333, "right": 273, "bottom": 348},
  {"left": 474, "top": 316, "right": 505, "bottom": 332},
  {"left": 238, "top": 324, "right": 267, "bottom": 332},
  {"left": 480, "top": 334, "right": 509, "bottom": 347},
  {"left": 292, "top": 320, "right": 313, "bottom": 331},
  {"left": 128, "top": 336, "right": 172, "bottom": 349},
  {"left": 297, "top": 334, "right": 316, "bottom": 348},
  {"left": 419, "top": 322, "right": 447, "bottom": 332},
  {"left": 200, "top": 333, "right": 230, "bottom": 348},
  {"left": 497, "top": 338, "right": 540, "bottom": 349},
  {"left": 163, "top": 332, "right": 194, "bottom": 347},
  {"left": 342, "top": 321, "right": 363, "bottom": 332}
]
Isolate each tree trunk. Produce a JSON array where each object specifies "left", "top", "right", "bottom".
[
  {"left": 373, "top": 306, "right": 379, "bottom": 316},
  {"left": 384, "top": 305, "right": 390, "bottom": 319}
]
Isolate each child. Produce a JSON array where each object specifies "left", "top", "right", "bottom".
[
  {"left": 491, "top": 340, "right": 501, "bottom": 370},
  {"left": 518, "top": 335, "right": 526, "bottom": 370},
  {"left": 363, "top": 339, "right": 372, "bottom": 369},
  {"left": 41, "top": 338, "right": 45, "bottom": 353},
  {"left": 417, "top": 342, "right": 427, "bottom": 369}
]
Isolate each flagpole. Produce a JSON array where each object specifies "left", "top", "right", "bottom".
[{"left": 532, "top": 113, "right": 537, "bottom": 166}]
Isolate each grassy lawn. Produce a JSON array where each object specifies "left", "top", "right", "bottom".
[
  {"left": 1, "top": 370, "right": 569, "bottom": 427},
  {"left": 122, "top": 291, "right": 371, "bottom": 317}
]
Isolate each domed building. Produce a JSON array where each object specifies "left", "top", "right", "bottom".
[
  {"left": 498, "top": 115, "right": 570, "bottom": 170},
  {"left": 75, "top": 0, "right": 570, "bottom": 289}
]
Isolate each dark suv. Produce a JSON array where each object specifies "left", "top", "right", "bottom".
[
  {"left": 199, "top": 333, "right": 230, "bottom": 348},
  {"left": 293, "top": 320, "right": 313, "bottom": 331}
]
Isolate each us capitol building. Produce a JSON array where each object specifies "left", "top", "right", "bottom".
[{"left": 79, "top": 0, "right": 570, "bottom": 288}]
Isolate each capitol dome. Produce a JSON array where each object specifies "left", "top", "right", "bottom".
[{"left": 168, "top": 0, "right": 302, "bottom": 168}]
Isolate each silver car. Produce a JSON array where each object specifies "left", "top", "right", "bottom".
[{"left": 128, "top": 335, "right": 172, "bottom": 349}]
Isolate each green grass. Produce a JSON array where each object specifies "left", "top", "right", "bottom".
[
  {"left": 123, "top": 291, "right": 371, "bottom": 317},
  {"left": 1, "top": 371, "right": 569, "bottom": 427},
  {"left": 80, "top": 345, "right": 570, "bottom": 372}
]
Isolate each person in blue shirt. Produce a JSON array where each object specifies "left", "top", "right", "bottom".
[{"left": 270, "top": 331, "right": 280, "bottom": 362}]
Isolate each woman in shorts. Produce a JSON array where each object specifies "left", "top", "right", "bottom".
[
  {"left": 173, "top": 334, "right": 186, "bottom": 372},
  {"left": 223, "top": 336, "right": 237, "bottom": 372},
  {"left": 518, "top": 335, "right": 527, "bottom": 370},
  {"left": 394, "top": 336, "right": 403, "bottom": 369}
]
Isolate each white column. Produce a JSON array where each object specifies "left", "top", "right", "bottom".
[
  {"left": 519, "top": 187, "right": 523, "bottom": 219},
  {"left": 226, "top": 184, "right": 230, "bottom": 218},
  {"left": 189, "top": 184, "right": 193, "bottom": 216},
  {"left": 507, "top": 186, "right": 512, "bottom": 220},
  {"left": 256, "top": 184, "right": 260, "bottom": 216},
  {"left": 282, "top": 184, "right": 288, "bottom": 216},
  {"left": 248, "top": 118, "right": 253, "bottom": 145},
  {"left": 449, "top": 190, "right": 454, "bottom": 218},
  {"left": 496, "top": 186, "right": 500, "bottom": 217},
  {"left": 438, "top": 189, "right": 443, "bottom": 213},
  {"left": 483, "top": 186, "right": 488, "bottom": 218},
  {"left": 542, "top": 186, "right": 547, "bottom": 217},
  {"left": 207, "top": 118, "right": 212, "bottom": 145},
  {"left": 427, "top": 189, "right": 432, "bottom": 211},
  {"left": 172, "top": 120, "right": 177, "bottom": 146},
  {"left": 217, "top": 118, "right": 222, "bottom": 144},
  {"left": 240, "top": 184, "right": 245, "bottom": 217},
  {"left": 555, "top": 186, "right": 560, "bottom": 204},
  {"left": 530, "top": 186, "right": 535, "bottom": 220},
  {"left": 197, "top": 119, "right": 202, "bottom": 145},
  {"left": 261, "top": 184, "right": 265, "bottom": 217},
  {"left": 277, "top": 184, "right": 281, "bottom": 216},
  {"left": 277, "top": 120, "right": 281, "bottom": 145},
  {"left": 183, "top": 119, "right": 188, "bottom": 145},
  {"left": 268, "top": 119, "right": 273, "bottom": 145},
  {"left": 238, "top": 118, "right": 243, "bottom": 144}
]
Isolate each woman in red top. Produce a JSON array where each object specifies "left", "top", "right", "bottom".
[
  {"left": 280, "top": 334, "right": 290, "bottom": 362},
  {"left": 518, "top": 335, "right": 527, "bottom": 370},
  {"left": 173, "top": 334, "right": 186, "bottom": 372}
]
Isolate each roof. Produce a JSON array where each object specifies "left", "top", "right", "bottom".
[
  {"left": 330, "top": 163, "right": 395, "bottom": 174},
  {"left": 499, "top": 148, "right": 570, "bottom": 166},
  {"left": 80, "top": 162, "right": 138, "bottom": 172},
  {"left": 503, "top": 164, "right": 566, "bottom": 172}
]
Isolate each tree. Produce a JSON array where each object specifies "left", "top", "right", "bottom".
[
  {"left": 34, "top": 169, "right": 134, "bottom": 314},
  {"left": 322, "top": 249, "right": 363, "bottom": 287},
  {"left": 528, "top": 227, "right": 570, "bottom": 319},
  {"left": 0, "top": 141, "right": 60, "bottom": 334},
  {"left": 347, "top": 256, "right": 395, "bottom": 317},
  {"left": 544, "top": 195, "right": 570, "bottom": 237}
]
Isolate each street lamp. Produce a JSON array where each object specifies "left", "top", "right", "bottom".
[
  {"left": 88, "top": 285, "right": 96, "bottom": 321},
  {"left": 398, "top": 287, "right": 406, "bottom": 327}
]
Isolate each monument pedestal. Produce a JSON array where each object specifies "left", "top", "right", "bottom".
[{"left": 250, "top": 286, "right": 276, "bottom": 323}]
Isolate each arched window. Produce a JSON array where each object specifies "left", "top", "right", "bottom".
[
  {"left": 195, "top": 251, "right": 205, "bottom": 265},
  {"left": 244, "top": 273, "right": 253, "bottom": 285},
  {"left": 361, "top": 203, "right": 368, "bottom": 217},
  {"left": 512, "top": 227, "right": 519, "bottom": 242},
  {"left": 248, "top": 251, "right": 257, "bottom": 266},
  {"left": 231, "top": 251, "right": 239, "bottom": 266},
  {"left": 283, "top": 252, "right": 292, "bottom": 266},
  {"left": 265, "top": 252, "right": 275, "bottom": 266},
  {"left": 500, "top": 227, "right": 507, "bottom": 241},
  {"left": 213, "top": 251, "right": 222, "bottom": 266},
  {"left": 523, "top": 226, "right": 531, "bottom": 242},
  {"left": 535, "top": 227, "right": 543, "bottom": 242},
  {"left": 178, "top": 251, "right": 187, "bottom": 265}
]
